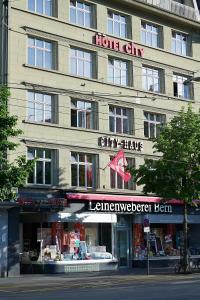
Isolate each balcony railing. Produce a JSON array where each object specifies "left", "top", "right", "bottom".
[{"left": 137, "top": 0, "right": 199, "bottom": 21}]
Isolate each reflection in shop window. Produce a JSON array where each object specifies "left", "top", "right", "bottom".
[
  {"left": 71, "top": 152, "right": 97, "bottom": 188},
  {"left": 108, "top": 58, "right": 129, "bottom": 86},
  {"left": 27, "top": 147, "right": 53, "bottom": 185},
  {"left": 110, "top": 157, "right": 135, "bottom": 190},
  {"left": 28, "top": 0, "right": 54, "bottom": 16},
  {"left": 107, "top": 10, "right": 128, "bottom": 38},
  {"left": 141, "top": 22, "right": 160, "bottom": 48},
  {"left": 172, "top": 31, "right": 189, "bottom": 56},
  {"left": 70, "top": 0, "right": 93, "bottom": 28},
  {"left": 173, "top": 74, "right": 191, "bottom": 99},
  {"left": 109, "top": 106, "right": 132, "bottom": 135},
  {"left": 70, "top": 47, "right": 93, "bottom": 78}
]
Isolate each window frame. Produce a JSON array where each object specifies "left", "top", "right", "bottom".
[
  {"left": 173, "top": 74, "right": 192, "bottom": 100},
  {"left": 108, "top": 57, "right": 129, "bottom": 86},
  {"left": 71, "top": 99, "right": 97, "bottom": 130},
  {"left": 70, "top": 0, "right": 94, "bottom": 28},
  {"left": 107, "top": 10, "right": 128, "bottom": 38},
  {"left": 71, "top": 152, "right": 97, "bottom": 188},
  {"left": 28, "top": 36, "right": 54, "bottom": 69},
  {"left": 110, "top": 157, "right": 135, "bottom": 190},
  {"left": 109, "top": 105, "right": 132, "bottom": 135},
  {"left": 144, "top": 111, "right": 166, "bottom": 139},
  {"left": 142, "top": 66, "right": 163, "bottom": 93},
  {"left": 141, "top": 21, "right": 161, "bottom": 48},
  {"left": 27, "top": 148, "right": 53, "bottom": 185},
  {"left": 27, "top": 91, "right": 56, "bottom": 123},
  {"left": 70, "top": 47, "right": 93, "bottom": 78},
  {"left": 172, "top": 31, "right": 189, "bottom": 56}
]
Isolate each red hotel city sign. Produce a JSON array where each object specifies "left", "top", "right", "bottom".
[{"left": 94, "top": 33, "right": 144, "bottom": 58}]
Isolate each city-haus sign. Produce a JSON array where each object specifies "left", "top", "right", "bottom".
[
  {"left": 99, "top": 136, "right": 143, "bottom": 152},
  {"left": 94, "top": 33, "right": 144, "bottom": 58}
]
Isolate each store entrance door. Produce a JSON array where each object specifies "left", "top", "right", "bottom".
[{"left": 117, "top": 229, "right": 129, "bottom": 267}]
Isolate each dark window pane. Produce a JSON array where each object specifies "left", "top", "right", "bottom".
[
  {"left": 71, "top": 165, "right": 77, "bottom": 186},
  {"left": 79, "top": 165, "right": 85, "bottom": 186},
  {"left": 110, "top": 169, "right": 115, "bottom": 188},
  {"left": 36, "top": 161, "right": 43, "bottom": 184},
  {"left": 87, "top": 165, "right": 93, "bottom": 187},
  {"left": 45, "top": 162, "right": 51, "bottom": 184},
  {"left": 71, "top": 109, "right": 77, "bottom": 127},
  {"left": 109, "top": 116, "right": 114, "bottom": 132},
  {"left": 28, "top": 169, "right": 34, "bottom": 183},
  {"left": 144, "top": 121, "right": 149, "bottom": 137}
]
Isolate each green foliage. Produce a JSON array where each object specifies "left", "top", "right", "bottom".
[
  {"left": 129, "top": 106, "right": 200, "bottom": 204},
  {"left": 0, "top": 86, "right": 34, "bottom": 201}
]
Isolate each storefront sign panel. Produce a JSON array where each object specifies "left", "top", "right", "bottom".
[
  {"left": 88, "top": 201, "right": 173, "bottom": 214},
  {"left": 99, "top": 137, "right": 143, "bottom": 152}
]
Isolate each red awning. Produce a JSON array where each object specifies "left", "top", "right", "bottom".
[{"left": 65, "top": 193, "right": 182, "bottom": 204}]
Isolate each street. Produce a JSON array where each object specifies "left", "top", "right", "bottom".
[{"left": 1, "top": 273, "right": 200, "bottom": 300}]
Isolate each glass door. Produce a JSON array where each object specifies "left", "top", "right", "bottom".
[{"left": 117, "top": 229, "right": 129, "bottom": 267}]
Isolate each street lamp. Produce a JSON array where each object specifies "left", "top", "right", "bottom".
[{"left": 184, "top": 76, "right": 200, "bottom": 84}]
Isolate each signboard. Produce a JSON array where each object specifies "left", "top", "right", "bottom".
[
  {"left": 94, "top": 33, "right": 144, "bottom": 58},
  {"left": 99, "top": 136, "right": 143, "bottom": 152},
  {"left": 88, "top": 201, "right": 173, "bottom": 214}
]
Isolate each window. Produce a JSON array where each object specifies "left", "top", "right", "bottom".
[
  {"left": 144, "top": 112, "right": 165, "bottom": 138},
  {"left": 70, "top": 48, "right": 93, "bottom": 78},
  {"left": 109, "top": 106, "right": 132, "bottom": 134},
  {"left": 107, "top": 10, "right": 128, "bottom": 38},
  {"left": 28, "top": 0, "right": 53, "bottom": 16},
  {"left": 28, "top": 91, "right": 56, "bottom": 123},
  {"left": 173, "top": 74, "right": 191, "bottom": 99},
  {"left": 28, "top": 37, "right": 53, "bottom": 69},
  {"left": 71, "top": 99, "right": 96, "bottom": 129},
  {"left": 70, "top": 0, "right": 92, "bottom": 28},
  {"left": 172, "top": 31, "right": 189, "bottom": 56},
  {"left": 27, "top": 148, "right": 53, "bottom": 185},
  {"left": 71, "top": 152, "right": 97, "bottom": 188},
  {"left": 108, "top": 58, "right": 129, "bottom": 86},
  {"left": 142, "top": 66, "right": 163, "bottom": 93},
  {"left": 141, "top": 22, "right": 160, "bottom": 48},
  {"left": 110, "top": 157, "right": 135, "bottom": 190}
]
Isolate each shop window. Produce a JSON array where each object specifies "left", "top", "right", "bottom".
[
  {"left": 28, "top": 0, "right": 56, "bottom": 17},
  {"left": 71, "top": 99, "right": 97, "bottom": 129},
  {"left": 109, "top": 105, "right": 133, "bottom": 135},
  {"left": 70, "top": 47, "right": 94, "bottom": 78},
  {"left": 70, "top": 0, "right": 94, "bottom": 28},
  {"left": 28, "top": 36, "right": 56, "bottom": 69},
  {"left": 108, "top": 57, "right": 130, "bottom": 86},
  {"left": 110, "top": 157, "right": 135, "bottom": 190},
  {"left": 142, "top": 66, "right": 163, "bottom": 93},
  {"left": 27, "top": 91, "right": 57, "bottom": 123},
  {"left": 107, "top": 10, "right": 128, "bottom": 38},
  {"left": 71, "top": 152, "right": 97, "bottom": 188},
  {"left": 144, "top": 111, "right": 166, "bottom": 138},
  {"left": 27, "top": 147, "right": 53, "bottom": 185},
  {"left": 141, "top": 22, "right": 161, "bottom": 48},
  {"left": 173, "top": 74, "right": 192, "bottom": 99}
]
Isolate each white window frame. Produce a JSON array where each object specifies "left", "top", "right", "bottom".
[
  {"left": 70, "top": 48, "right": 93, "bottom": 78},
  {"left": 107, "top": 10, "right": 127, "bottom": 38},
  {"left": 144, "top": 112, "right": 165, "bottom": 139},
  {"left": 108, "top": 58, "right": 128, "bottom": 86},
  {"left": 27, "top": 91, "right": 55, "bottom": 123},
  {"left": 141, "top": 22, "right": 159, "bottom": 48},
  {"left": 109, "top": 106, "right": 131, "bottom": 134},
  {"left": 172, "top": 31, "right": 188, "bottom": 56},
  {"left": 110, "top": 157, "right": 135, "bottom": 190},
  {"left": 70, "top": 0, "right": 92, "bottom": 28},
  {"left": 173, "top": 74, "right": 191, "bottom": 99},
  {"left": 71, "top": 152, "right": 96, "bottom": 188},
  {"left": 142, "top": 66, "right": 161, "bottom": 93},
  {"left": 27, "top": 148, "right": 53, "bottom": 185},
  {"left": 28, "top": 37, "right": 53, "bottom": 69},
  {"left": 71, "top": 99, "right": 96, "bottom": 129},
  {"left": 28, "top": 0, "right": 53, "bottom": 16}
]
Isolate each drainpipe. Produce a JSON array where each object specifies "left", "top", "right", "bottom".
[{"left": 1, "top": 0, "right": 8, "bottom": 85}]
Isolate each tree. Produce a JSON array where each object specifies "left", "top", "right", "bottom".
[
  {"left": 0, "top": 86, "right": 34, "bottom": 201},
  {"left": 128, "top": 106, "right": 200, "bottom": 273}
]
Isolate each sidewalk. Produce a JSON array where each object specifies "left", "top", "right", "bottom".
[{"left": 0, "top": 266, "right": 189, "bottom": 286}]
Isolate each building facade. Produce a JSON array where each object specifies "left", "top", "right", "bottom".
[{"left": 1, "top": 0, "right": 200, "bottom": 275}]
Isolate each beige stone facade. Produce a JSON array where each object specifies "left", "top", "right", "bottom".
[{"left": 5, "top": 0, "right": 200, "bottom": 196}]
